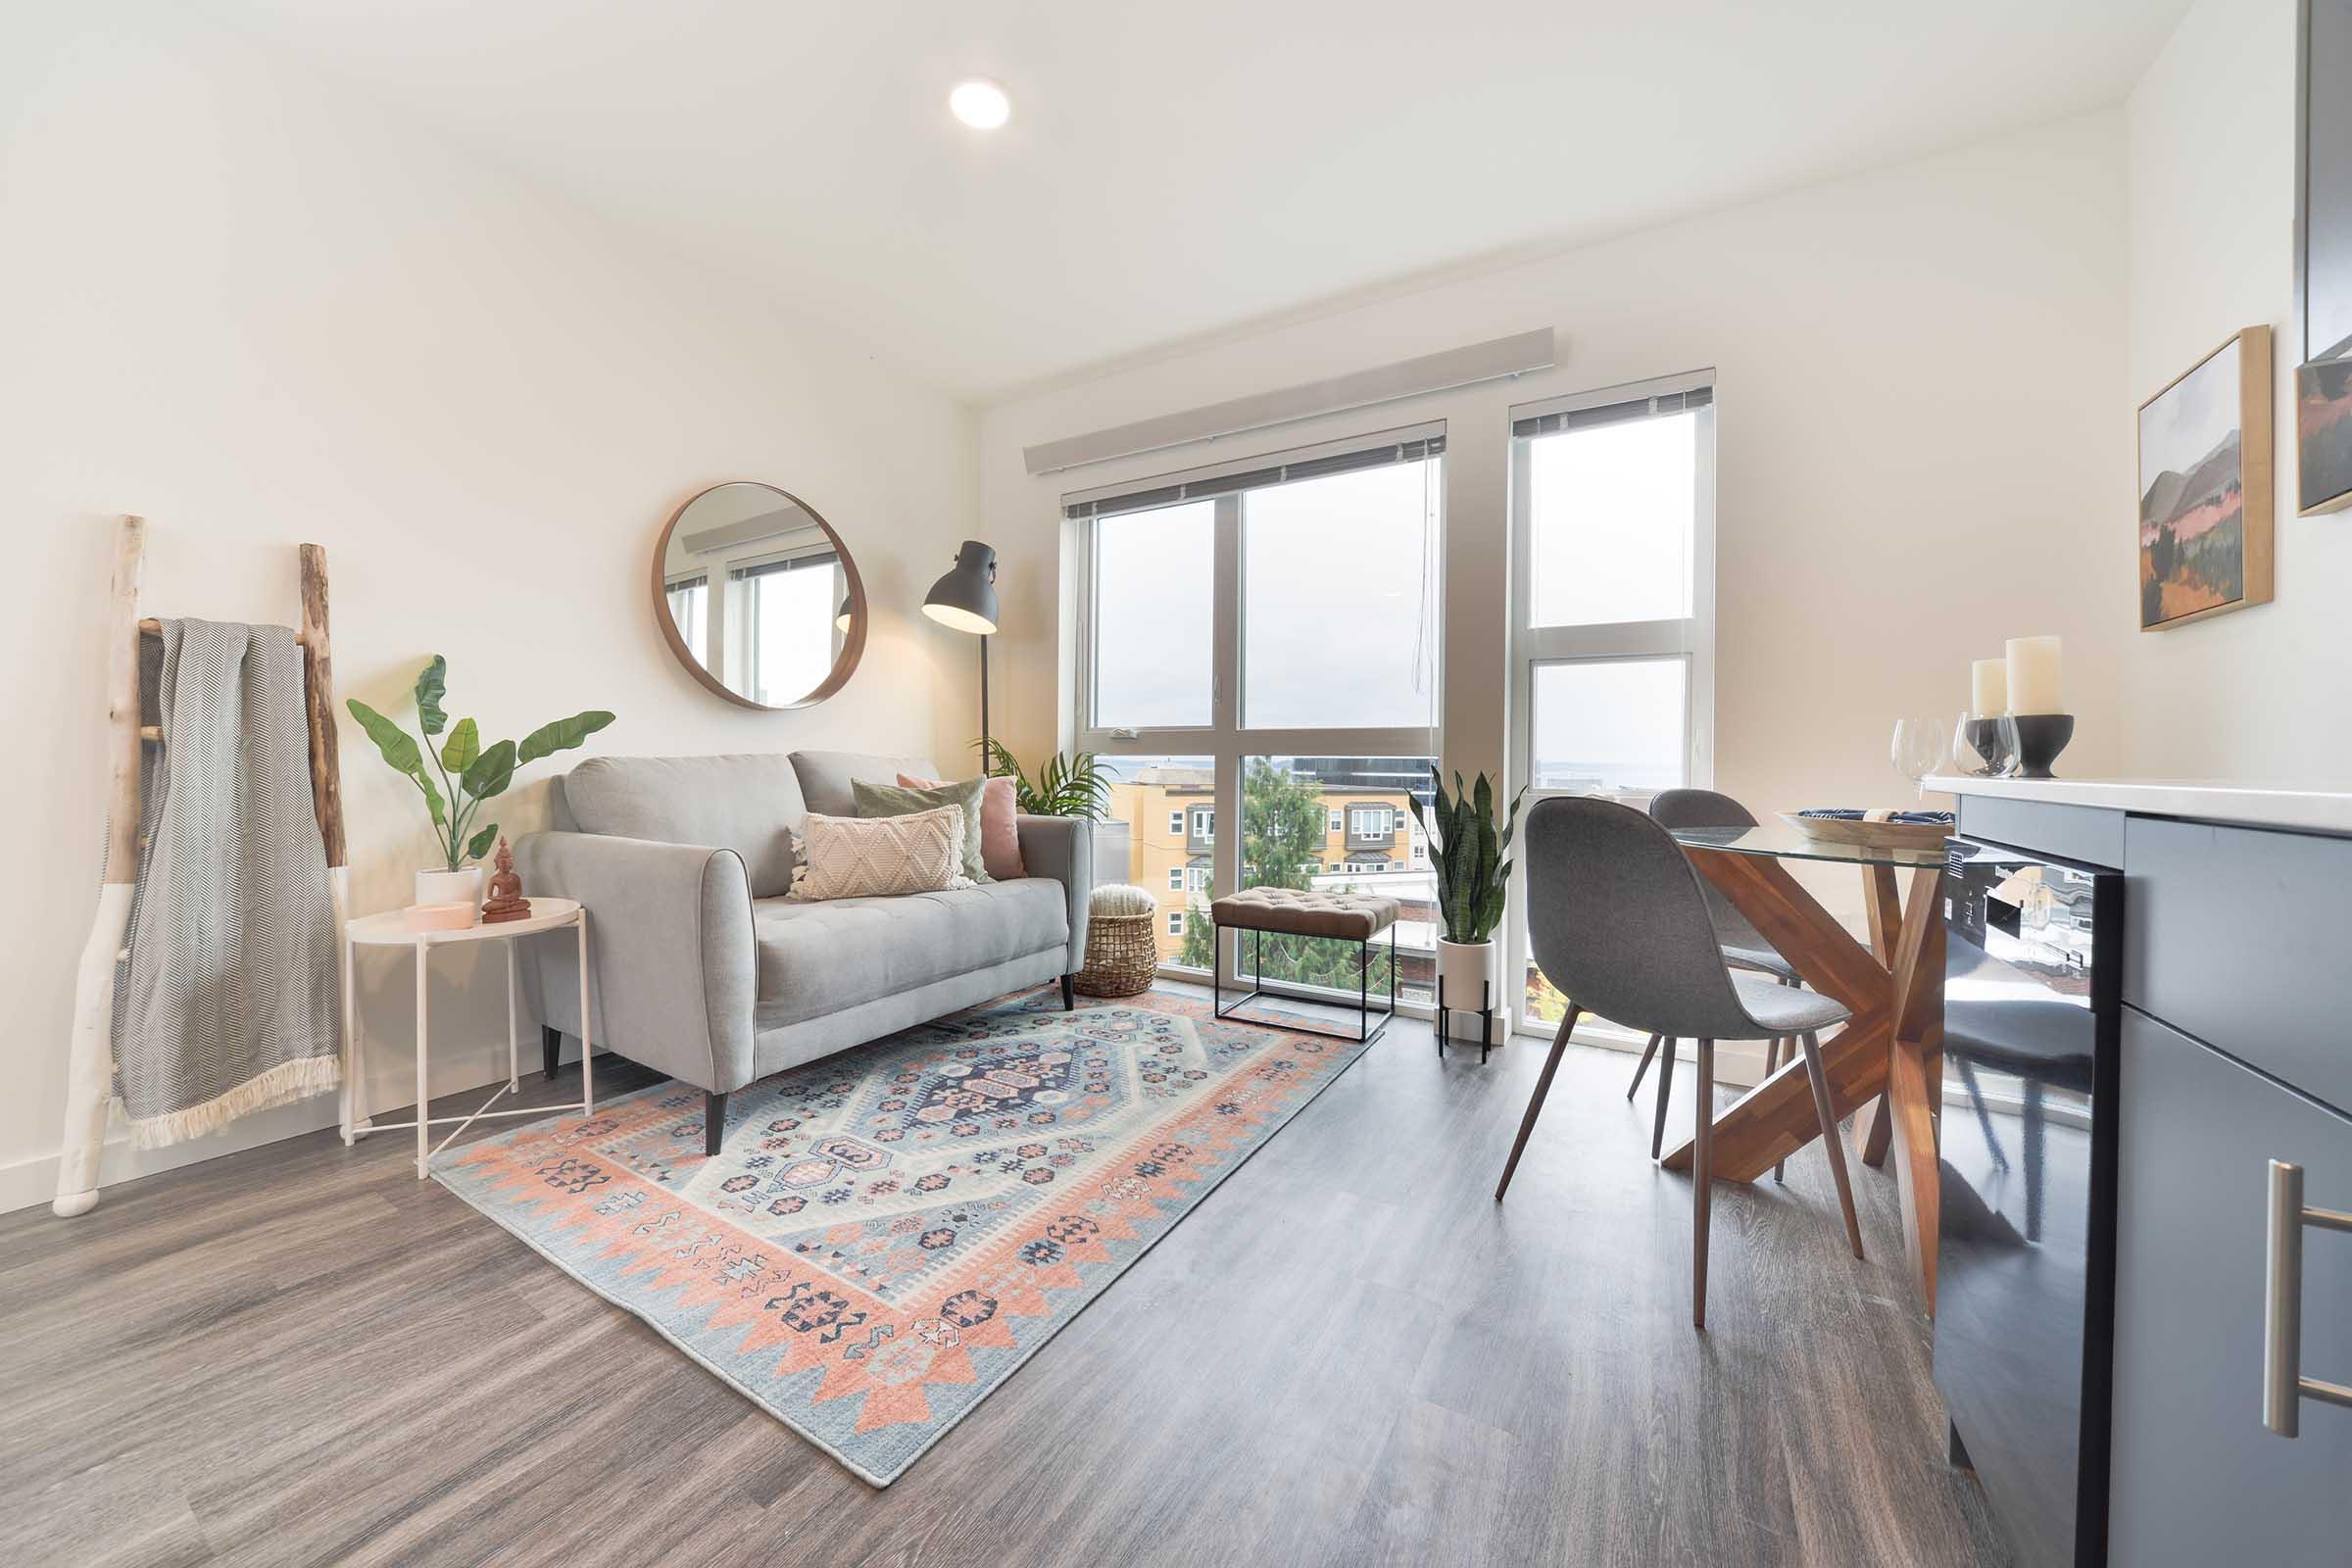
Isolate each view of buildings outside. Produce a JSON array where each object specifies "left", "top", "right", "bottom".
[{"left": 1099, "top": 756, "right": 1442, "bottom": 1003}]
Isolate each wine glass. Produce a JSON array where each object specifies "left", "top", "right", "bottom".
[
  {"left": 1951, "top": 712, "right": 2023, "bottom": 779},
  {"left": 1890, "top": 717, "right": 1949, "bottom": 799}
]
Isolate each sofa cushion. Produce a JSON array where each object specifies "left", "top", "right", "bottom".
[
  {"left": 752, "top": 879, "right": 1069, "bottom": 1028},
  {"left": 789, "top": 750, "right": 940, "bottom": 818},
  {"left": 904, "top": 772, "right": 1025, "bottom": 880},
  {"left": 787, "top": 807, "right": 974, "bottom": 902},
  {"left": 854, "top": 776, "right": 990, "bottom": 882},
  {"left": 564, "top": 754, "right": 807, "bottom": 899}
]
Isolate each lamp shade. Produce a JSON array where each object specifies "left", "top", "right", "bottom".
[
  {"left": 922, "top": 540, "right": 1000, "bottom": 635},
  {"left": 835, "top": 597, "right": 855, "bottom": 634}
]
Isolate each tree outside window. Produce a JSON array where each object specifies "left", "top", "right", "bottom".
[{"left": 1178, "top": 760, "right": 1373, "bottom": 990}]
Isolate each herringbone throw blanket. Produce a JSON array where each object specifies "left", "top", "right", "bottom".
[{"left": 111, "top": 618, "right": 341, "bottom": 1147}]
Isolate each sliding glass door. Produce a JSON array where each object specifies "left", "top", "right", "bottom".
[
  {"left": 1507, "top": 374, "right": 1717, "bottom": 1035},
  {"left": 1069, "top": 425, "right": 1445, "bottom": 1002}
]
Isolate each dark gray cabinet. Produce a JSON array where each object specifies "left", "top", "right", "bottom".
[{"left": 2107, "top": 1007, "right": 2352, "bottom": 1565}]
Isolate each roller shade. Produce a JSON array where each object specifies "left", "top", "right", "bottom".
[
  {"left": 1063, "top": 433, "right": 1446, "bottom": 521},
  {"left": 1511, "top": 385, "right": 1712, "bottom": 440}
]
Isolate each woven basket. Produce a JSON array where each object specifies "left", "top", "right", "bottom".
[{"left": 1074, "top": 884, "right": 1160, "bottom": 998}]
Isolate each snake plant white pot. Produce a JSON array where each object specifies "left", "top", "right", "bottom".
[
  {"left": 414, "top": 865, "right": 484, "bottom": 914},
  {"left": 1436, "top": 938, "right": 1496, "bottom": 1006}
]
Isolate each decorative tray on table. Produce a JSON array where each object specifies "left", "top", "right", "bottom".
[{"left": 1779, "top": 808, "right": 1956, "bottom": 852}]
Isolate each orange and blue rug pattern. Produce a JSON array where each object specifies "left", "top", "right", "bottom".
[{"left": 435, "top": 987, "right": 1377, "bottom": 1485}]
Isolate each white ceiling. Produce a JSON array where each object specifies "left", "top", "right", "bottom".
[{"left": 197, "top": 0, "right": 2189, "bottom": 401}]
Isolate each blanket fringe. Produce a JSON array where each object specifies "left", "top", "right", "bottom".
[{"left": 117, "top": 1054, "right": 342, "bottom": 1150}]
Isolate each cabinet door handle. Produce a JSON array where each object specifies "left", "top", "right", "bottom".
[{"left": 2264, "top": 1159, "right": 2352, "bottom": 1438}]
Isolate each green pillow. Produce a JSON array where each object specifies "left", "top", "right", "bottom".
[{"left": 852, "top": 776, "right": 991, "bottom": 883}]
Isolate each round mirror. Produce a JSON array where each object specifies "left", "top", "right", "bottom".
[{"left": 651, "top": 481, "right": 866, "bottom": 710}]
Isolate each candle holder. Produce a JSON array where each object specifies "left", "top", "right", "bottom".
[{"left": 2011, "top": 713, "right": 2075, "bottom": 780}]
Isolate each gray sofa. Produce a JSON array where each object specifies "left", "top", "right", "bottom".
[{"left": 514, "top": 751, "right": 1093, "bottom": 1155}]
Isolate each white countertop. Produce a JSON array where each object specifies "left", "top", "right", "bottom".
[{"left": 1926, "top": 775, "right": 2352, "bottom": 835}]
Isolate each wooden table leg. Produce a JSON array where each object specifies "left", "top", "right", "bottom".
[
  {"left": 1662, "top": 848, "right": 1947, "bottom": 1315},
  {"left": 1885, "top": 864, "right": 1946, "bottom": 1312},
  {"left": 1854, "top": 863, "right": 1904, "bottom": 1166},
  {"left": 1660, "top": 851, "right": 1894, "bottom": 1181}
]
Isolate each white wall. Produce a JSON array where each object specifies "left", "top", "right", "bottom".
[
  {"left": 2124, "top": 0, "right": 2347, "bottom": 778},
  {"left": 0, "top": 10, "right": 976, "bottom": 1211},
  {"left": 977, "top": 113, "right": 2131, "bottom": 941}
]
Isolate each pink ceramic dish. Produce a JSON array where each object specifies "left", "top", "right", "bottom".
[{"left": 405, "top": 901, "right": 479, "bottom": 932}]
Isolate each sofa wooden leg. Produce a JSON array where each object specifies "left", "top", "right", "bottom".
[
  {"left": 542, "top": 1025, "right": 562, "bottom": 1082},
  {"left": 706, "top": 1091, "right": 728, "bottom": 1158},
  {"left": 1060, "top": 973, "right": 1075, "bottom": 1011}
]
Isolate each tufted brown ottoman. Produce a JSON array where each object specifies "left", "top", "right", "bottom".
[{"left": 1207, "top": 886, "right": 1398, "bottom": 1043}]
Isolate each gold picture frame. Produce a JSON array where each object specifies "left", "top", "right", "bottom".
[{"left": 2136, "top": 325, "right": 2274, "bottom": 631}]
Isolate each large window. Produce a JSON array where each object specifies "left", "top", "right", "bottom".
[
  {"left": 1509, "top": 375, "right": 1715, "bottom": 1031},
  {"left": 1070, "top": 426, "right": 1444, "bottom": 1002}
]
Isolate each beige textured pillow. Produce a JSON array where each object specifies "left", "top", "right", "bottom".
[{"left": 788, "top": 806, "right": 975, "bottom": 902}]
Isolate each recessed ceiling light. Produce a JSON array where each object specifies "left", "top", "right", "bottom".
[{"left": 949, "top": 78, "right": 1011, "bottom": 130}]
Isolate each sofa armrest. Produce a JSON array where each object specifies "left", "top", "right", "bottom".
[
  {"left": 1014, "top": 814, "right": 1094, "bottom": 971},
  {"left": 514, "top": 830, "right": 758, "bottom": 1095}
]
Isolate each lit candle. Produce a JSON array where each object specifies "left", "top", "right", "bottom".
[
  {"left": 1970, "top": 659, "right": 2007, "bottom": 719},
  {"left": 2006, "top": 635, "right": 2064, "bottom": 714}
]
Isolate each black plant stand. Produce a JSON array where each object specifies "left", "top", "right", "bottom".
[{"left": 1437, "top": 976, "right": 1496, "bottom": 1064}]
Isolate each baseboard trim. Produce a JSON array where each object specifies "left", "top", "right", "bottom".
[{"left": 3, "top": 1034, "right": 551, "bottom": 1217}]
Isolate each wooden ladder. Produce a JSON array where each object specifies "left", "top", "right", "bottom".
[{"left": 54, "top": 514, "right": 349, "bottom": 1217}]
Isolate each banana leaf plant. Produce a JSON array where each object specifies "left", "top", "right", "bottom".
[
  {"left": 347, "top": 657, "right": 614, "bottom": 872},
  {"left": 1408, "top": 764, "right": 1527, "bottom": 945},
  {"left": 979, "top": 739, "right": 1112, "bottom": 820}
]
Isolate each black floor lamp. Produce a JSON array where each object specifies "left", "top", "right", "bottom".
[{"left": 923, "top": 540, "right": 1001, "bottom": 760}]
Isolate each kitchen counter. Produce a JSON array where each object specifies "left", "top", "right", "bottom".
[
  {"left": 1925, "top": 774, "right": 2352, "bottom": 837},
  {"left": 1930, "top": 781, "right": 2352, "bottom": 1567}
]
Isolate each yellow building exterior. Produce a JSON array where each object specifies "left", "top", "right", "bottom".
[{"left": 1102, "top": 765, "right": 1429, "bottom": 963}]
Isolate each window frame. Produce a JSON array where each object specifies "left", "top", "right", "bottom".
[
  {"left": 1505, "top": 370, "right": 1717, "bottom": 1039},
  {"left": 1065, "top": 422, "right": 1445, "bottom": 1000}
]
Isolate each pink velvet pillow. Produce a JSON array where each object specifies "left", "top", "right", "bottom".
[{"left": 902, "top": 773, "right": 1025, "bottom": 880}]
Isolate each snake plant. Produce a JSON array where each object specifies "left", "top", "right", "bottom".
[
  {"left": 1408, "top": 764, "right": 1526, "bottom": 945},
  {"left": 348, "top": 657, "right": 614, "bottom": 871}
]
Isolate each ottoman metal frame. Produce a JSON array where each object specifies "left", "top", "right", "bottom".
[{"left": 1210, "top": 917, "right": 1397, "bottom": 1045}]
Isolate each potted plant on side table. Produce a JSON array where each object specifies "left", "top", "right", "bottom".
[
  {"left": 1410, "top": 764, "right": 1526, "bottom": 1054},
  {"left": 348, "top": 656, "right": 614, "bottom": 913}
]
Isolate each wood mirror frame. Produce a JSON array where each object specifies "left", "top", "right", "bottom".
[{"left": 650, "top": 481, "right": 868, "bottom": 710}]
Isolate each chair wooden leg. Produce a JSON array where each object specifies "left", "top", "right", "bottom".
[
  {"left": 1626, "top": 1033, "right": 1663, "bottom": 1100},
  {"left": 542, "top": 1024, "right": 562, "bottom": 1082},
  {"left": 1495, "top": 1005, "right": 1580, "bottom": 1200},
  {"left": 705, "top": 1090, "right": 728, "bottom": 1158},
  {"left": 1693, "top": 1039, "right": 1715, "bottom": 1330},
  {"left": 1801, "top": 1030, "right": 1865, "bottom": 1259},
  {"left": 1649, "top": 1037, "right": 1678, "bottom": 1160}
]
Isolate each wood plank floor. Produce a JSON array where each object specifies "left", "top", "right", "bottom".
[{"left": 0, "top": 999, "right": 2013, "bottom": 1568}]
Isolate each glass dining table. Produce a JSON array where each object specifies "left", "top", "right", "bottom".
[{"left": 1664, "top": 823, "right": 1951, "bottom": 1313}]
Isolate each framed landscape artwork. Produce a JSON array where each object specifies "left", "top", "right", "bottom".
[
  {"left": 2136, "top": 325, "right": 2273, "bottom": 631},
  {"left": 2296, "top": 0, "right": 2352, "bottom": 514}
]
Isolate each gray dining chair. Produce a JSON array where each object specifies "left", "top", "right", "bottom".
[
  {"left": 1635, "top": 788, "right": 1802, "bottom": 1181},
  {"left": 1496, "top": 795, "right": 1864, "bottom": 1329}
]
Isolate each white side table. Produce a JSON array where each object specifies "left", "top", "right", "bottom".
[{"left": 341, "top": 897, "right": 591, "bottom": 1178}]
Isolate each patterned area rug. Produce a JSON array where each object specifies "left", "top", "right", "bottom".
[{"left": 435, "top": 987, "right": 1377, "bottom": 1486}]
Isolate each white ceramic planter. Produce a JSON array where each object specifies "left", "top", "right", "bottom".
[
  {"left": 1436, "top": 938, "right": 1496, "bottom": 1007},
  {"left": 414, "top": 865, "right": 484, "bottom": 917}
]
